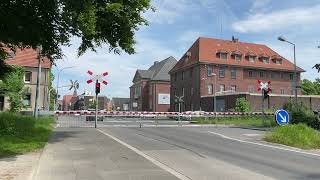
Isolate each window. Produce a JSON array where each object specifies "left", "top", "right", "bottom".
[
  {"left": 182, "top": 71, "right": 185, "bottom": 80},
  {"left": 248, "top": 70, "right": 254, "bottom": 77},
  {"left": 248, "top": 85, "right": 254, "bottom": 93},
  {"left": 276, "top": 59, "right": 282, "bottom": 64},
  {"left": 219, "top": 67, "right": 225, "bottom": 78},
  {"left": 220, "top": 53, "right": 228, "bottom": 60},
  {"left": 231, "top": 85, "right": 236, "bottom": 92},
  {"left": 231, "top": 68, "right": 236, "bottom": 79},
  {"left": 280, "top": 72, "right": 284, "bottom": 79},
  {"left": 249, "top": 56, "right": 256, "bottom": 62},
  {"left": 235, "top": 55, "right": 241, "bottom": 61},
  {"left": 262, "top": 57, "right": 269, "bottom": 64},
  {"left": 289, "top": 73, "right": 294, "bottom": 80},
  {"left": 219, "top": 84, "right": 225, "bottom": 92},
  {"left": 259, "top": 71, "right": 264, "bottom": 78},
  {"left": 23, "top": 94, "right": 31, "bottom": 106},
  {"left": 280, "top": 88, "right": 285, "bottom": 95},
  {"left": 207, "top": 65, "right": 213, "bottom": 76},
  {"left": 207, "top": 84, "right": 213, "bottom": 94},
  {"left": 24, "top": 71, "right": 32, "bottom": 83},
  {"left": 270, "top": 71, "right": 274, "bottom": 79}
]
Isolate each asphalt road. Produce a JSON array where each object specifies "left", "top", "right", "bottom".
[
  {"left": 52, "top": 116, "right": 320, "bottom": 180},
  {"left": 99, "top": 126, "right": 320, "bottom": 180}
]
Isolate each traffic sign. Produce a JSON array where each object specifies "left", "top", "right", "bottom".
[
  {"left": 86, "top": 70, "right": 109, "bottom": 85},
  {"left": 257, "top": 80, "right": 271, "bottom": 92},
  {"left": 275, "top": 110, "right": 289, "bottom": 125}
]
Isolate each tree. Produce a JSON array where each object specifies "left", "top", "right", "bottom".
[
  {"left": 0, "top": 0, "right": 153, "bottom": 74},
  {"left": 48, "top": 71, "right": 56, "bottom": 111},
  {"left": 301, "top": 79, "right": 320, "bottom": 95},
  {"left": 235, "top": 97, "right": 250, "bottom": 112},
  {"left": 0, "top": 66, "right": 25, "bottom": 112}
]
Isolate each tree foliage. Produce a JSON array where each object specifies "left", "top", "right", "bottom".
[
  {"left": 0, "top": 0, "right": 152, "bottom": 73},
  {"left": 235, "top": 97, "right": 250, "bottom": 112},
  {"left": 0, "top": 66, "right": 25, "bottom": 112},
  {"left": 49, "top": 71, "right": 56, "bottom": 111},
  {"left": 301, "top": 79, "right": 320, "bottom": 95}
]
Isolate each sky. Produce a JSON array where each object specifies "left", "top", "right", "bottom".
[{"left": 53, "top": 0, "right": 320, "bottom": 99}]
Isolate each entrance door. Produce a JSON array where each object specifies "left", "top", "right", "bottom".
[
  {"left": 216, "top": 98, "right": 225, "bottom": 112},
  {"left": 0, "top": 96, "right": 4, "bottom": 111}
]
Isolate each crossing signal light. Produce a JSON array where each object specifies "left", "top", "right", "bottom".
[
  {"left": 263, "top": 89, "right": 269, "bottom": 99},
  {"left": 95, "top": 83, "right": 101, "bottom": 94}
]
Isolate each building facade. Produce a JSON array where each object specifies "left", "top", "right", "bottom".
[
  {"left": 169, "top": 37, "right": 305, "bottom": 112},
  {"left": 0, "top": 48, "right": 51, "bottom": 112},
  {"left": 130, "top": 56, "right": 177, "bottom": 112}
]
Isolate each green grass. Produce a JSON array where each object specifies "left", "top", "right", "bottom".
[
  {"left": 264, "top": 124, "right": 320, "bottom": 149},
  {"left": 192, "top": 116, "right": 276, "bottom": 127},
  {"left": 0, "top": 113, "right": 54, "bottom": 158}
]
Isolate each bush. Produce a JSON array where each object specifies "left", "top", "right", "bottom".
[
  {"left": 284, "top": 102, "right": 319, "bottom": 129},
  {"left": 265, "top": 124, "right": 320, "bottom": 149},
  {"left": 0, "top": 113, "right": 35, "bottom": 136},
  {"left": 235, "top": 97, "right": 250, "bottom": 112}
]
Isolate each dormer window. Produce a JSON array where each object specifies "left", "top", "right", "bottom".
[
  {"left": 235, "top": 55, "right": 242, "bottom": 61},
  {"left": 219, "top": 53, "right": 227, "bottom": 60},
  {"left": 262, "top": 57, "right": 269, "bottom": 64},
  {"left": 276, "top": 59, "right": 282, "bottom": 64},
  {"left": 248, "top": 56, "right": 256, "bottom": 62}
]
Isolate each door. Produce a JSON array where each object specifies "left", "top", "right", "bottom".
[{"left": 216, "top": 98, "right": 225, "bottom": 112}]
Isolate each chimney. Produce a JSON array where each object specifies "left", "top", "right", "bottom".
[
  {"left": 232, "top": 36, "right": 239, "bottom": 43},
  {"left": 154, "top": 61, "right": 159, "bottom": 65}
]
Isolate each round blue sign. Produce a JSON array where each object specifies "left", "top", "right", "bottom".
[{"left": 275, "top": 110, "right": 289, "bottom": 125}]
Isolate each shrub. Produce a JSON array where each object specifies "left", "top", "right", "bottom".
[
  {"left": 265, "top": 124, "right": 320, "bottom": 149},
  {"left": 235, "top": 97, "right": 250, "bottom": 112},
  {"left": 284, "top": 102, "right": 318, "bottom": 129},
  {"left": 0, "top": 112, "right": 35, "bottom": 135}
]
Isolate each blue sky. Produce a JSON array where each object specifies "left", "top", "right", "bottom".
[{"left": 53, "top": 0, "right": 320, "bottom": 99}]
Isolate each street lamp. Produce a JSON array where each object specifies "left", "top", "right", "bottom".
[
  {"left": 278, "top": 36, "right": 298, "bottom": 104},
  {"left": 55, "top": 66, "right": 75, "bottom": 110}
]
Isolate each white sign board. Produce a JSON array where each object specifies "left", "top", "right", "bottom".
[
  {"left": 158, "top": 94, "right": 170, "bottom": 105},
  {"left": 132, "top": 102, "right": 138, "bottom": 108},
  {"left": 123, "top": 104, "right": 129, "bottom": 111}
]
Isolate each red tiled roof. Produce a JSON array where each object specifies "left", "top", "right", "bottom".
[
  {"left": 170, "top": 37, "right": 304, "bottom": 73},
  {"left": 5, "top": 48, "right": 51, "bottom": 69}
]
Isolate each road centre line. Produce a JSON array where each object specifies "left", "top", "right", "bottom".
[
  {"left": 97, "top": 129, "right": 191, "bottom": 180},
  {"left": 208, "top": 131, "right": 320, "bottom": 158}
]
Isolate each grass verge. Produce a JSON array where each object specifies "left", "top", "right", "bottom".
[
  {"left": 0, "top": 113, "right": 54, "bottom": 158},
  {"left": 192, "top": 116, "right": 276, "bottom": 127},
  {"left": 264, "top": 124, "right": 320, "bottom": 149}
]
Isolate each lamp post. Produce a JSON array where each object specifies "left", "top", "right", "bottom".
[
  {"left": 34, "top": 45, "right": 42, "bottom": 118},
  {"left": 278, "top": 36, "right": 298, "bottom": 104},
  {"left": 55, "top": 66, "right": 74, "bottom": 110}
]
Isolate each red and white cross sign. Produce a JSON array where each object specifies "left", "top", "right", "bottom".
[
  {"left": 86, "top": 70, "right": 109, "bottom": 85},
  {"left": 257, "top": 80, "right": 271, "bottom": 92}
]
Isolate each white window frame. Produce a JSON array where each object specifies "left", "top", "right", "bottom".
[
  {"left": 280, "top": 88, "right": 285, "bottom": 95},
  {"left": 207, "top": 84, "right": 213, "bottom": 95},
  {"left": 231, "top": 85, "right": 236, "bottom": 92},
  {"left": 24, "top": 71, "right": 32, "bottom": 83},
  {"left": 219, "top": 84, "right": 225, "bottom": 92},
  {"left": 249, "top": 56, "right": 256, "bottom": 62},
  {"left": 219, "top": 53, "right": 228, "bottom": 60},
  {"left": 262, "top": 57, "right": 269, "bottom": 64},
  {"left": 235, "top": 54, "right": 241, "bottom": 61},
  {"left": 207, "top": 66, "right": 213, "bottom": 76}
]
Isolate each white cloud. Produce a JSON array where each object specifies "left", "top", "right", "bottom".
[{"left": 232, "top": 4, "right": 320, "bottom": 33}]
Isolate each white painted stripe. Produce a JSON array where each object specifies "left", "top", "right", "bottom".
[
  {"left": 97, "top": 129, "right": 190, "bottom": 180},
  {"left": 208, "top": 131, "right": 320, "bottom": 158},
  {"left": 243, "top": 134, "right": 261, "bottom": 137}
]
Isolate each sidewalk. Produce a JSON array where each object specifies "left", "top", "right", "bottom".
[{"left": 33, "top": 128, "right": 179, "bottom": 180}]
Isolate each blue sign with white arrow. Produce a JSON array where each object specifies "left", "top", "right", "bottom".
[{"left": 275, "top": 110, "right": 289, "bottom": 125}]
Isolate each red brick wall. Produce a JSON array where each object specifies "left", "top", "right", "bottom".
[
  {"left": 199, "top": 64, "right": 301, "bottom": 97},
  {"left": 153, "top": 82, "right": 171, "bottom": 112}
]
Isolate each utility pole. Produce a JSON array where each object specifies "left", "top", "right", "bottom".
[{"left": 34, "top": 45, "right": 42, "bottom": 118}]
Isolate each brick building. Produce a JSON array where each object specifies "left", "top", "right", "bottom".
[
  {"left": 130, "top": 56, "right": 177, "bottom": 112},
  {"left": 0, "top": 48, "right": 52, "bottom": 112},
  {"left": 169, "top": 37, "right": 305, "bottom": 112}
]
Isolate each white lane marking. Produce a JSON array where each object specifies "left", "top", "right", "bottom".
[
  {"left": 208, "top": 131, "right": 320, "bottom": 158},
  {"left": 97, "top": 129, "right": 190, "bottom": 180},
  {"left": 243, "top": 134, "right": 261, "bottom": 137}
]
